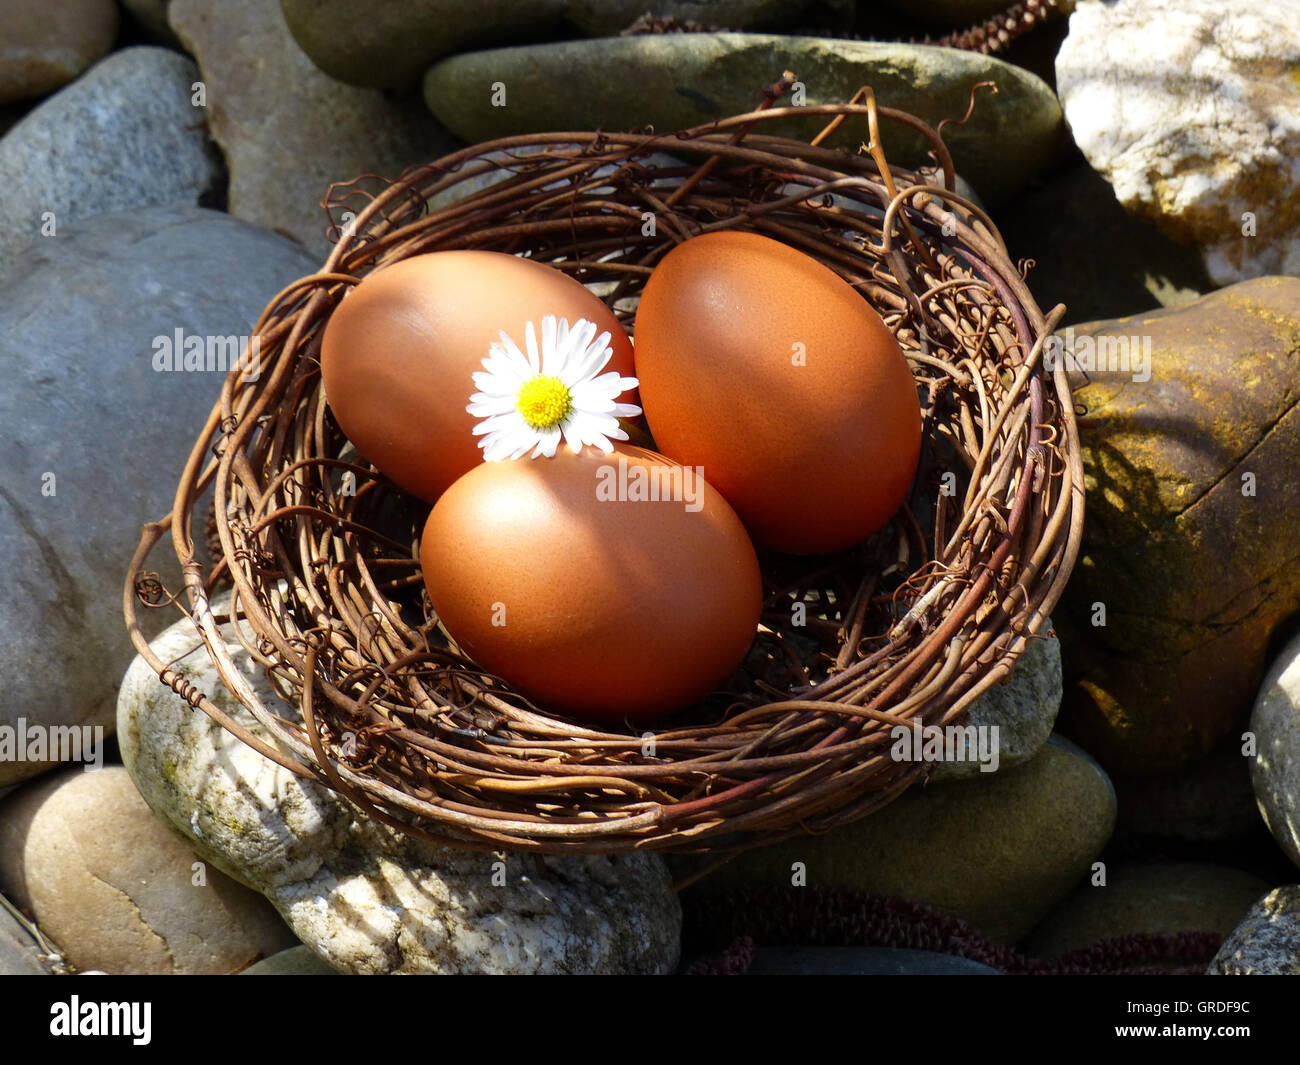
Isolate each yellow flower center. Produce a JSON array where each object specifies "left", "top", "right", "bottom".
[{"left": 516, "top": 375, "right": 572, "bottom": 430}]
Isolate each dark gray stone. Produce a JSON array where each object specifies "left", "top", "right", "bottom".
[
  {"left": 0, "top": 204, "right": 317, "bottom": 787},
  {"left": 0, "top": 48, "right": 222, "bottom": 277}
]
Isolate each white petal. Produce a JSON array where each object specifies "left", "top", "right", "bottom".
[
  {"left": 476, "top": 354, "right": 529, "bottom": 391},
  {"left": 571, "top": 375, "right": 639, "bottom": 410},
  {"left": 540, "top": 316, "right": 558, "bottom": 375},
  {"left": 535, "top": 427, "right": 561, "bottom": 458},
  {"left": 471, "top": 411, "right": 526, "bottom": 437},
  {"left": 481, "top": 433, "right": 515, "bottom": 461},
  {"left": 562, "top": 340, "right": 612, "bottom": 388},
  {"left": 524, "top": 320, "right": 541, "bottom": 374},
  {"left": 569, "top": 410, "right": 617, "bottom": 446},
  {"left": 467, "top": 394, "right": 519, "bottom": 417},
  {"left": 560, "top": 416, "right": 585, "bottom": 453},
  {"left": 496, "top": 329, "right": 528, "bottom": 366}
]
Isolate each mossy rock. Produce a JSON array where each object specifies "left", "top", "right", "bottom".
[
  {"left": 676, "top": 736, "right": 1116, "bottom": 944},
  {"left": 280, "top": 0, "right": 567, "bottom": 88},
  {"left": 424, "top": 34, "right": 1063, "bottom": 204},
  {"left": 1055, "top": 276, "right": 1300, "bottom": 774},
  {"left": 1024, "top": 861, "right": 1271, "bottom": 966}
]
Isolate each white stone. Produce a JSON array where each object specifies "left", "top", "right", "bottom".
[
  {"left": 1056, "top": 0, "right": 1300, "bottom": 286},
  {"left": 117, "top": 601, "right": 682, "bottom": 974},
  {"left": 1250, "top": 627, "right": 1300, "bottom": 872},
  {"left": 930, "top": 622, "right": 1062, "bottom": 782}
]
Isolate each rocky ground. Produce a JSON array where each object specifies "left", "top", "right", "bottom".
[{"left": 1, "top": 0, "right": 1299, "bottom": 975}]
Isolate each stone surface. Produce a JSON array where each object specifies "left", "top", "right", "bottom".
[
  {"left": 0, "top": 902, "right": 51, "bottom": 975},
  {"left": 1054, "top": 278, "right": 1300, "bottom": 775},
  {"left": 1250, "top": 627, "right": 1300, "bottom": 871},
  {"left": 1209, "top": 885, "right": 1300, "bottom": 975},
  {"left": 882, "top": 0, "right": 1053, "bottom": 26},
  {"left": 240, "top": 945, "right": 339, "bottom": 975},
  {"left": 120, "top": 0, "right": 179, "bottom": 43},
  {"left": 680, "top": 735, "right": 1116, "bottom": 944},
  {"left": 0, "top": 767, "right": 297, "bottom": 974},
  {"left": 424, "top": 35, "right": 1063, "bottom": 205},
  {"left": 567, "top": 1, "right": 804, "bottom": 36},
  {"left": 1057, "top": 0, "right": 1300, "bottom": 286},
  {"left": 1115, "top": 733, "right": 1263, "bottom": 843},
  {"left": 998, "top": 165, "right": 1211, "bottom": 327},
  {"left": 281, "top": 0, "right": 567, "bottom": 87},
  {"left": 0, "top": 47, "right": 221, "bottom": 271},
  {"left": 0, "top": 0, "right": 118, "bottom": 104},
  {"left": 117, "top": 604, "right": 683, "bottom": 974},
  {"left": 0, "top": 204, "right": 316, "bottom": 787},
  {"left": 1024, "top": 861, "right": 1270, "bottom": 962},
  {"left": 427, "top": 146, "right": 691, "bottom": 213},
  {"left": 745, "top": 946, "right": 1000, "bottom": 974},
  {"left": 930, "top": 621, "right": 1061, "bottom": 782},
  {"left": 171, "top": 0, "right": 456, "bottom": 263}
]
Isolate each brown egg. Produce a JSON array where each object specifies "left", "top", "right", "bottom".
[
  {"left": 321, "top": 251, "right": 636, "bottom": 502},
  {"left": 633, "top": 231, "right": 922, "bottom": 554},
  {"left": 420, "top": 445, "right": 761, "bottom": 723}
]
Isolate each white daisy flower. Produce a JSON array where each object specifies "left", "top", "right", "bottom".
[{"left": 467, "top": 315, "right": 641, "bottom": 461}]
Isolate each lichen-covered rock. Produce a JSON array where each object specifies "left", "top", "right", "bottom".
[
  {"left": 0, "top": 767, "right": 297, "bottom": 974},
  {"left": 1209, "top": 886, "right": 1300, "bottom": 975},
  {"left": 1057, "top": 0, "right": 1300, "bottom": 286},
  {"left": 424, "top": 35, "right": 1063, "bottom": 204},
  {"left": 1054, "top": 277, "right": 1300, "bottom": 775},
  {"left": 117, "top": 603, "right": 682, "bottom": 974}
]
